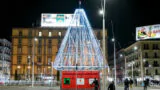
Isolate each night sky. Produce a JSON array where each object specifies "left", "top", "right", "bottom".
[{"left": 2, "top": 0, "right": 160, "bottom": 55}]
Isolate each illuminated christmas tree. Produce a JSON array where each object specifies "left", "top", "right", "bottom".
[{"left": 53, "top": 9, "right": 105, "bottom": 70}]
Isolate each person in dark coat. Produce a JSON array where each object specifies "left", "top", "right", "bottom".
[
  {"left": 134, "top": 79, "right": 137, "bottom": 86},
  {"left": 129, "top": 79, "right": 133, "bottom": 89},
  {"left": 108, "top": 81, "right": 115, "bottom": 90},
  {"left": 91, "top": 78, "right": 99, "bottom": 90},
  {"left": 124, "top": 78, "right": 129, "bottom": 90},
  {"left": 143, "top": 80, "right": 148, "bottom": 90}
]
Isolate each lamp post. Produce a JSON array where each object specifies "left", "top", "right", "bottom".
[
  {"left": 112, "top": 38, "right": 116, "bottom": 87},
  {"left": 120, "top": 54, "right": 126, "bottom": 79},
  {"left": 131, "top": 61, "right": 135, "bottom": 80},
  {"left": 133, "top": 46, "right": 137, "bottom": 80},
  {"left": 32, "top": 37, "right": 37, "bottom": 87},
  {"left": 17, "top": 65, "right": 21, "bottom": 80},
  {"left": 99, "top": 0, "right": 107, "bottom": 90}
]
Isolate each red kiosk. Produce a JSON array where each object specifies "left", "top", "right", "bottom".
[{"left": 61, "top": 70, "right": 100, "bottom": 90}]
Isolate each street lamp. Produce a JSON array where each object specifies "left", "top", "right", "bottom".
[
  {"left": 133, "top": 46, "right": 137, "bottom": 79},
  {"left": 131, "top": 61, "right": 135, "bottom": 80},
  {"left": 17, "top": 65, "right": 21, "bottom": 80},
  {"left": 99, "top": 0, "right": 107, "bottom": 90},
  {"left": 134, "top": 46, "right": 138, "bottom": 51},
  {"left": 120, "top": 54, "right": 127, "bottom": 79},
  {"left": 112, "top": 38, "right": 116, "bottom": 87},
  {"left": 32, "top": 37, "right": 37, "bottom": 87},
  {"left": 99, "top": 9, "right": 104, "bottom": 15}
]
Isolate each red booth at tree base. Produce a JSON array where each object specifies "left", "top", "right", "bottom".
[{"left": 61, "top": 70, "right": 100, "bottom": 90}]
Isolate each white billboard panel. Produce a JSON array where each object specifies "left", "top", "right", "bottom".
[
  {"left": 136, "top": 24, "right": 160, "bottom": 40},
  {"left": 77, "top": 78, "right": 84, "bottom": 85},
  {"left": 41, "top": 14, "right": 79, "bottom": 27}
]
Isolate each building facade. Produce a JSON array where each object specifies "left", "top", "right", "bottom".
[
  {"left": 11, "top": 27, "right": 108, "bottom": 80},
  {"left": 108, "top": 49, "right": 125, "bottom": 83},
  {"left": 125, "top": 40, "right": 160, "bottom": 81},
  {"left": 108, "top": 40, "right": 160, "bottom": 83},
  {"left": 0, "top": 39, "right": 11, "bottom": 81}
]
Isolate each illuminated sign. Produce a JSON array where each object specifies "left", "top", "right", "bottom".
[
  {"left": 41, "top": 14, "right": 80, "bottom": 27},
  {"left": 136, "top": 24, "right": 160, "bottom": 40}
]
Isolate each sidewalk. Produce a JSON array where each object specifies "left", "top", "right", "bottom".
[{"left": 117, "top": 85, "right": 160, "bottom": 89}]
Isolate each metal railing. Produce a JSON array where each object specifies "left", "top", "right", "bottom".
[{"left": 0, "top": 80, "right": 60, "bottom": 86}]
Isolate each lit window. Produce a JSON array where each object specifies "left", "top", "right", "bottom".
[
  {"left": 49, "top": 32, "right": 52, "bottom": 37},
  {"left": 58, "top": 32, "right": 61, "bottom": 36},
  {"left": 39, "top": 32, "right": 42, "bottom": 37}
]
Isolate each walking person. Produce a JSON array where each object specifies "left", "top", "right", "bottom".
[
  {"left": 143, "top": 80, "right": 147, "bottom": 90},
  {"left": 129, "top": 79, "right": 133, "bottom": 90},
  {"left": 108, "top": 81, "right": 115, "bottom": 90},
  {"left": 91, "top": 78, "right": 99, "bottom": 90},
  {"left": 134, "top": 79, "right": 137, "bottom": 86},
  {"left": 124, "top": 78, "right": 129, "bottom": 90}
]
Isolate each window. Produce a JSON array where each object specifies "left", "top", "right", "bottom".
[
  {"left": 19, "top": 31, "right": 22, "bottom": 36},
  {"left": 58, "top": 32, "right": 61, "bottom": 36},
  {"left": 144, "top": 52, "right": 148, "bottom": 58},
  {"left": 18, "top": 39, "right": 22, "bottom": 44},
  {"left": 17, "top": 56, "right": 22, "bottom": 64},
  {"left": 154, "top": 52, "right": 158, "bottom": 58},
  {"left": 146, "top": 69, "right": 149, "bottom": 75},
  {"left": 39, "top": 31, "right": 42, "bottom": 37},
  {"left": 38, "top": 39, "right": 42, "bottom": 46},
  {"left": 153, "top": 44, "right": 159, "bottom": 49},
  {"left": 37, "top": 66, "right": 41, "bottom": 74},
  {"left": 48, "top": 48, "right": 52, "bottom": 54},
  {"left": 48, "top": 57, "right": 51, "bottom": 65},
  {"left": 143, "top": 44, "right": 149, "bottom": 49},
  {"left": 28, "top": 39, "right": 32, "bottom": 46},
  {"left": 153, "top": 61, "right": 159, "bottom": 67},
  {"left": 27, "top": 56, "right": 31, "bottom": 64},
  {"left": 37, "top": 57, "right": 41, "bottom": 63},
  {"left": 18, "top": 47, "right": 22, "bottom": 54},
  {"left": 38, "top": 47, "right": 42, "bottom": 54},
  {"left": 144, "top": 61, "right": 149, "bottom": 67},
  {"left": 155, "top": 69, "right": 158, "bottom": 75},
  {"left": 28, "top": 46, "right": 32, "bottom": 55},
  {"left": 49, "top": 32, "right": 52, "bottom": 37},
  {"left": 28, "top": 30, "right": 32, "bottom": 37}
]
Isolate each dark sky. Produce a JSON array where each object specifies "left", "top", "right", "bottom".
[{"left": 2, "top": 0, "right": 160, "bottom": 55}]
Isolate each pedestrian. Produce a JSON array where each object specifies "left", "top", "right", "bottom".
[
  {"left": 134, "top": 79, "right": 137, "bottom": 86},
  {"left": 124, "top": 78, "right": 129, "bottom": 90},
  {"left": 91, "top": 78, "right": 99, "bottom": 90},
  {"left": 129, "top": 79, "right": 133, "bottom": 89},
  {"left": 143, "top": 80, "right": 147, "bottom": 90},
  {"left": 108, "top": 81, "right": 115, "bottom": 90},
  {"left": 146, "top": 78, "right": 149, "bottom": 87}
]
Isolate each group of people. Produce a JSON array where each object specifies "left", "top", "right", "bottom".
[
  {"left": 124, "top": 78, "right": 134, "bottom": 90},
  {"left": 91, "top": 78, "right": 115, "bottom": 90},
  {"left": 91, "top": 78, "right": 151, "bottom": 90}
]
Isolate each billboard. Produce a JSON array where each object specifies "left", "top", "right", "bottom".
[
  {"left": 136, "top": 24, "right": 160, "bottom": 40},
  {"left": 41, "top": 13, "right": 80, "bottom": 27}
]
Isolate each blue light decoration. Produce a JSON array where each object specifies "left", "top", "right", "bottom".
[{"left": 53, "top": 9, "right": 105, "bottom": 70}]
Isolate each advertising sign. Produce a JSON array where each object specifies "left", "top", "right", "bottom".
[
  {"left": 77, "top": 78, "right": 84, "bottom": 85},
  {"left": 41, "top": 13, "right": 80, "bottom": 27},
  {"left": 89, "top": 78, "right": 94, "bottom": 84},
  {"left": 64, "top": 78, "right": 70, "bottom": 84},
  {"left": 136, "top": 24, "right": 160, "bottom": 40}
]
